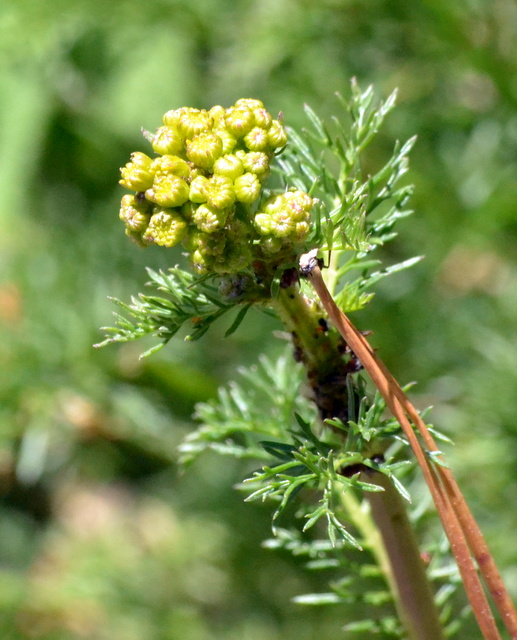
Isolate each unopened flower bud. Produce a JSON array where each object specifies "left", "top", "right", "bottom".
[
  {"left": 177, "top": 108, "right": 213, "bottom": 140},
  {"left": 186, "top": 133, "right": 223, "bottom": 170},
  {"left": 151, "top": 155, "right": 190, "bottom": 179},
  {"left": 151, "top": 126, "right": 184, "bottom": 155},
  {"left": 282, "top": 190, "right": 314, "bottom": 221},
  {"left": 119, "top": 194, "right": 152, "bottom": 232},
  {"left": 162, "top": 108, "right": 182, "bottom": 127},
  {"left": 234, "top": 172, "right": 261, "bottom": 203},
  {"left": 120, "top": 152, "right": 154, "bottom": 191},
  {"left": 267, "top": 120, "right": 288, "bottom": 149},
  {"left": 143, "top": 208, "right": 188, "bottom": 247},
  {"left": 252, "top": 107, "right": 272, "bottom": 129},
  {"left": 209, "top": 105, "right": 226, "bottom": 125},
  {"left": 254, "top": 190, "right": 313, "bottom": 241},
  {"left": 241, "top": 151, "right": 270, "bottom": 178},
  {"left": 234, "top": 98, "right": 265, "bottom": 111},
  {"left": 189, "top": 175, "right": 209, "bottom": 203},
  {"left": 224, "top": 106, "right": 255, "bottom": 138},
  {"left": 145, "top": 174, "right": 190, "bottom": 207},
  {"left": 212, "top": 154, "right": 244, "bottom": 180},
  {"left": 213, "top": 128, "right": 237, "bottom": 155},
  {"left": 205, "top": 175, "right": 236, "bottom": 210},
  {"left": 192, "top": 203, "right": 229, "bottom": 233},
  {"left": 244, "top": 126, "right": 269, "bottom": 151}
]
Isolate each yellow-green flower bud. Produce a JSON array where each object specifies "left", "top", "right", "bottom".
[
  {"left": 162, "top": 108, "right": 182, "bottom": 127},
  {"left": 267, "top": 120, "right": 288, "bottom": 149},
  {"left": 234, "top": 98, "right": 264, "bottom": 111},
  {"left": 120, "top": 152, "right": 154, "bottom": 191},
  {"left": 231, "top": 99, "right": 273, "bottom": 129},
  {"left": 205, "top": 175, "right": 236, "bottom": 210},
  {"left": 243, "top": 126, "right": 269, "bottom": 151},
  {"left": 177, "top": 108, "right": 213, "bottom": 140},
  {"left": 282, "top": 190, "right": 314, "bottom": 221},
  {"left": 212, "top": 154, "right": 244, "bottom": 180},
  {"left": 252, "top": 106, "right": 273, "bottom": 129},
  {"left": 186, "top": 133, "right": 223, "bottom": 170},
  {"left": 255, "top": 190, "right": 313, "bottom": 240},
  {"left": 151, "top": 126, "right": 184, "bottom": 155},
  {"left": 241, "top": 151, "right": 270, "bottom": 178},
  {"left": 224, "top": 106, "right": 255, "bottom": 138},
  {"left": 294, "top": 220, "right": 310, "bottom": 239},
  {"left": 234, "top": 172, "right": 261, "bottom": 204},
  {"left": 145, "top": 174, "right": 190, "bottom": 207},
  {"left": 189, "top": 175, "right": 209, "bottom": 203},
  {"left": 150, "top": 155, "right": 190, "bottom": 179},
  {"left": 191, "top": 248, "right": 210, "bottom": 273},
  {"left": 119, "top": 194, "right": 152, "bottom": 233},
  {"left": 143, "top": 208, "right": 188, "bottom": 247},
  {"left": 192, "top": 203, "right": 229, "bottom": 233},
  {"left": 209, "top": 105, "right": 226, "bottom": 125},
  {"left": 213, "top": 128, "right": 237, "bottom": 155},
  {"left": 254, "top": 212, "right": 274, "bottom": 235}
]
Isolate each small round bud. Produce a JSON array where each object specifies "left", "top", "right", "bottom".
[
  {"left": 192, "top": 203, "right": 230, "bottom": 233},
  {"left": 189, "top": 175, "right": 209, "bottom": 203},
  {"left": 120, "top": 152, "right": 154, "bottom": 191},
  {"left": 254, "top": 190, "right": 313, "bottom": 241},
  {"left": 241, "top": 151, "right": 270, "bottom": 178},
  {"left": 186, "top": 133, "right": 223, "bottom": 170},
  {"left": 119, "top": 194, "right": 152, "bottom": 233},
  {"left": 234, "top": 98, "right": 265, "bottom": 111},
  {"left": 177, "top": 108, "right": 213, "bottom": 139},
  {"left": 162, "top": 108, "right": 182, "bottom": 127},
  {"left": 212, "top": 154, "right": 244, "bottom": 180},
  {"left": 213, "top": 128, "right": 237, "bottom": 155},
  {"left": 205, "top": 175, "right": 236, "bottom": 210},
  {"left": 282, "top": 190, "right": 314, "bottom": 221},
  {"left": 151, "top": 126, "right": 184, "bottom": 155},
  {"left": 251, "top": 107, "right": 272, "bottom": 129},
  {"left": 234, "top": 172, "right": 261, "bottom": 204},
  {"left": 294, "top": 220, "right": 310, "bottom": 239},
  {"left": 254, "top": 212, "right": 274, "bottom": 235},
  {"left": 243, "top": 126, "right": 269, "bottom": 151},
  {"left": 145, "top": 174, "right": 190, "bottom": 208},
  {"left": 267, "top": 120, "right": 288, "bottom": 149},
  {"left": 150, "top": 155, "right": 190, "bottom": 179},
  {"left": 209, "top": 105, "right": 226, "bottom": 125},
  {"left": 143, "top": 208, "right": 188, "bottom": 247},
  {"left": 224, "top": 106, "right": 255, "bottom": 138}
]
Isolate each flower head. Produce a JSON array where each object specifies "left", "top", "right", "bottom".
[{"left": 118, "top": 99, "right": 311, "bottom": 275}]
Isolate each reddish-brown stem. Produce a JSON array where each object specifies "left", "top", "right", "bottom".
[{"left": 305, "top": 259, "right": 517, "bottom": 640}]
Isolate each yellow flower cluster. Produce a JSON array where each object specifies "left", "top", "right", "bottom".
[{"left": 119, "top": 99, "right": 313, "bottom": 274}]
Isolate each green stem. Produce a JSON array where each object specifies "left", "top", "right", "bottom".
[{"left": 273, "top": 281, "right": 444, "bottom": 640}]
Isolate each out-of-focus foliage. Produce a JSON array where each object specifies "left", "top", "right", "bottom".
[{"left": 1, "top": 1, "right": 516, "bottom": 638}]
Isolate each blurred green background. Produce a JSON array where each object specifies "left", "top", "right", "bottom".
[{"left": 1, "top": 0, "right": 517, "bottom": 638}]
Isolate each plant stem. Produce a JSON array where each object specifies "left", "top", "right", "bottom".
[
  {"left": 360, "top": 470, "right": 445, "bottom": 640},
  {"left": 273, "top": 281, "right": 444, "bottom": 639}
]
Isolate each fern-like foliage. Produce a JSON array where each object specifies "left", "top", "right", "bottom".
[
  {"left": 185, "top": 350, "right": 464, "bottom": 637},
  {"left": 276, "top": 80, "right": 419, "bottom": 310},
  {"left": 94, "top": 267, "right": 258, "bottom": 356}
]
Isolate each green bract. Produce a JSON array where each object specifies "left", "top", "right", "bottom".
[{"left": 119, "top": 99, "right": 314, "bottom": 275}]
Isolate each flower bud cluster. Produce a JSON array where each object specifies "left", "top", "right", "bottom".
[{"left": 119, "top": 99, "right": 313, "bottom": 274}]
